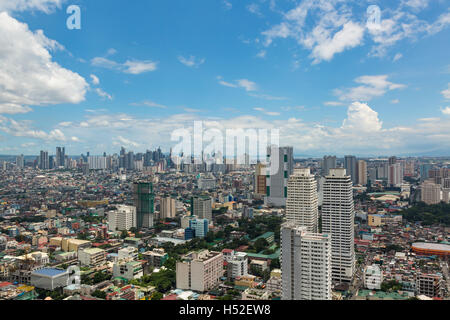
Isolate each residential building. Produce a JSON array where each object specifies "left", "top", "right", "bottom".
[
  {"left": 286, "top": 168, "right": 318, "bottom": 233},
  {"left": 265, "top": 146, "right": 294, "bottom": 207},
  {"left": 176, "top": 250, "right": 223, "bottom": 292},
  {"left": 322, "top": 168, "right": 355, "bottom": 283},
  {"left": 281, "top": 222, "right": 332, "bottom": 300},
  {"left": 108, "top": 205, "right": 136, "bottom": 232}
]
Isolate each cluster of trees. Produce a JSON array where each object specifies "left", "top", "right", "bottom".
[
  {"left": 81, "top": 271, "right": 112, "bottom": 285},
  {"left": 380, "top": 280, "right": 402, "bottom": 292},
  {"left": 401, "top": 202, "right": 450, "bottom": 226},
  {"left": 130, "top": 268, "right": 176, "bottom": 293}
]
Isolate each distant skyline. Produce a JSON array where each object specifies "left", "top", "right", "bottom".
[{"left": 0, "top": 0, "right": 449, "bottom": 156}]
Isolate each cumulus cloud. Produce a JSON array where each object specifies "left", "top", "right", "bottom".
[
  {"left": 0, "top": 12, "right": 88, "bottom": 115},
  {"left": 0, "top": 117, "right": 78, "bottom": 142},
  {"left": 442, "top": 84, "right": 450, "bottom": 100},
  {"left": 0, "top": 0, "right": 64, "bottom": 14},
  {"left": 334, "top": 75, "right": 406, "bottom": 102},
  {"left": 260, "top": 0, "right": 450, "bottom": 62}
]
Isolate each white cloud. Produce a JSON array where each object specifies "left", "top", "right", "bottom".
[
  {"left": 236, "top": 79, "right": 258, "bottom": 92},
  {"left": 391, "top": 99, "right": 400, "bottom": 104},
  {"left": 90, "top": 74, "right": 100, "bottom": 85},
  {"left": 95, "top": 88, "right": 112, "bottom": 100},
  {"left": 334, "top": 75, "right": 406, "bottom": 101},
  {"left": 324, "top": 101, "right": 345, "bottom": 106},
  {"left": 253, "top": 107, "right": 280, "bottom": 116},
  {"left": 178, "top": 55, "right": 205, "bottom": 68},
  {"left": 261, "top": 1, "right": 450, "bottom": 62},
  {"left": 0, "top": 117, "right": 77, "bottom": 142},
  {"left": 256, "top": 50, "right": 266, "bottom": 58},
  {"left": 248, "top": 93, "right": 287, "bottom": 101},
  {"left": 0, "top": 0, "right": 63, "bottom": 14},
  {"left": 91, "top": 57, "right": 158, "bottom": 74},
  {"left": 217, "top": 77, "right": 258, "bottom": 92},
  {"left": 131, "top": 101, "right": 167, "bottom": 109},
  {"left": 123, "top": 60, "right": 157, "bottom": 74},
  {"left": 113, "top": 136, "right": 140, "bottom": 148},
  {"left": 442, "top": 84, "right": 450, "bottom": 100},
  {"left": 0, "top": 104, "right": 32, "bottom": 114},
  {"left": 342, "top": 102, "right": 382, "bottom": 132},
  {"left": 223, "top": 0, "right": 232, "bottom": 10},
  {"left": 0, "top": 12, "right": 88, "bottom": 114},
  {"left": 393, "top": 53, "right": 403, "bottom": 62},
  {"left": 441, "top": 107, "right": 450, "bottom": 115},
  {"left": 310, "top": 21, "right": 365, "bottom": 64},
  {"left": 247, "top": 4, "right": 262, "bottom": 17}
]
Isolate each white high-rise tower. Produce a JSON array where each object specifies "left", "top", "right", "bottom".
[
  {"left": 286, "top": 168, "right": 318, "bottom": 233},
  {"left": 322, "top": 168, "right": 355, "bottom": 283},
  {"left": 281, "top": 222, "right": 332, "bottom": 300}
]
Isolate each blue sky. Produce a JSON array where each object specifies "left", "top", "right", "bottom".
[{"left": 0, "top": 0, "right": 449, "bottom": 157}]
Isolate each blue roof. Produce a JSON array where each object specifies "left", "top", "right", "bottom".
[{"left": 33, "top": 268, "right": 67, "bottom": 277}]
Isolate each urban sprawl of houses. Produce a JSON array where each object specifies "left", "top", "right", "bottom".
[{"left": 0, "top": 147, "right": 449, "bottom": 301}]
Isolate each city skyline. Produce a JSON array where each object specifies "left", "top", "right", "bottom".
[{"left": 0, "top": 1, "right": 449, "bottom": 156}]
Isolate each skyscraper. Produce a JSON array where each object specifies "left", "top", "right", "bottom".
[
  {"left": 160, "top": 196, "right": 176, "bottom": 219},
  {"left": 281, "top": 222, "right": 332, "bottom": 300},
  {"left": 39, "top": 151, "right": 49, "bottom": 170},
  {"left": 265, "top": 146, "right": 294, "bottom": 207},
  {"left": 357, "top": 160, "right": 367, "bottom": 186},
  {"left": 388, "top": 163, "right": 403, "bottom": 187},
  {"left": 322, "top": 168, "right": 355, "bottom": 283},
  {"left": 344, "top": 155, "right": 358, "bottom": 185},
  {"left": 133, "top": 182, "right": 155, "bottom": 229},
  {"left": 191, "top": 196, "right": 212, "bottom": 222},
  {"left": 16, "top": 154, "right": 24, "bottom": 169},
  {"left": 322, "top": 155, "right": 336, "bottom": 177},
  {"left": 286, "top": 168, "right": 318, "bottom": 233},
  {"left": 56, "top": 147, "right": 65, "bottom": 168}
]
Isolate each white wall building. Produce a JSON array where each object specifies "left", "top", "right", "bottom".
[
  {"left": 281, "top": 222, "right": 332, "bottom": 300},
  {"left": 265, "top": 146, "right": 294, "bottom": 207},
  {"left": 176, "top": 250, "right": 223, "bottom": 292},
  {"left": 226, "top": 252, "right": 248, "bottom": 280},
  {"left": 108, "top": 205, "right": 137, "bottom": 232},
  {"left": 286, "top": 168, "right": 318, "bottom": 233},
  {"left": 364, "top": 264, "right": 383, "bottom": 290},
  {"left": 322, "top": 168, "right": 355, "bottom": 283}
]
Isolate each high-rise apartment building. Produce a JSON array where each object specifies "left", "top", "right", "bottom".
[
  {"left": 191, "top": 196, "right": 212, "bottom": 222},
  {"left": 133, "top": 182, "right": 155, "bottom": 229},
  {"left": 160, "top": 196, "right": 176, "bottom": 219},
  {"left": 56, "top": 147, "right": 65, "bottom": 168},
  {"left": 286, "top": 168, "right": 318, "bottom": 233},
  {"left": 16, "top": 154, "right": 24, "bottom": 169},
  {"left": 39, "top": 151, "right": 49, "bottom": 170},
  {"left": 265, "top": 146, "right": 294, "bottom": 207},
  {"left": 281, "top": 222, "right": 332, "bottom": 300},
  {"left": 388, "top": 163, "right": 403, "bottom": 187},
  {"left": 254, "top": 163, "right": 267, "bottom": 195},
  {"left": 344, "top": 155, "right": 358, "bottom": 185},
  {"left": 421, "top": 181, "right": 442, "bottom": 205},
  {"left": 322, "top": 155, "right": 337, "bottom": 177},
  {"left": 357, "top": 160, "right": 367, "bottom": 186},
  {"left": 176, "top": 250, "right": 223, "bottom": 292},
  {"left": 108, "top": 205, "right": 137, "bottom": 232},
  {"left": 322, "top": 168, "right": 355, "bottom": 283}
]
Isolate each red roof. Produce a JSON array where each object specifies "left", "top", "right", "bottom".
[
  {"left": 0, "top": 282, "right": 12, "bottom": 288},
  {"left": 161, "top": 294, "right": 178, "bottom": 300},
  {"left": 222, "top": 249, "right": 233, "bottom": 253}
]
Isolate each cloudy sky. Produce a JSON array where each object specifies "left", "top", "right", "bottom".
[{"left": 0, "top": 0, "right": 449, "bottom": 157}]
